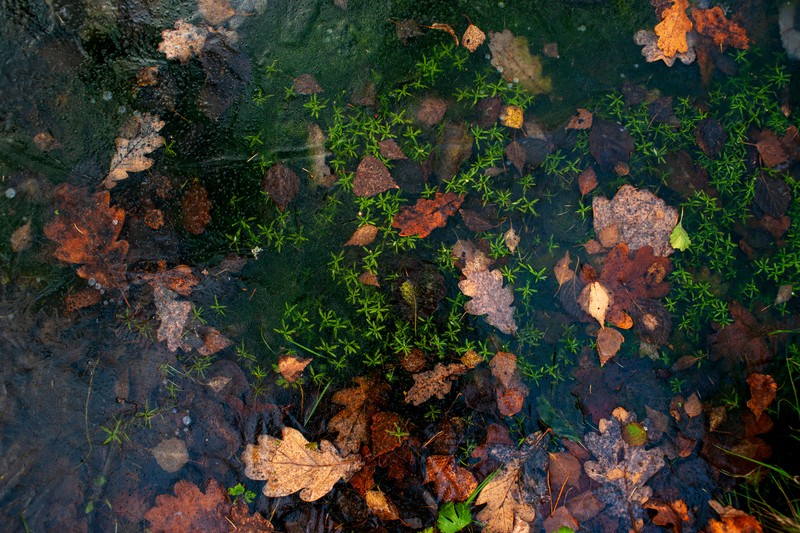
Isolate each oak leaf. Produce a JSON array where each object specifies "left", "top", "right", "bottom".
[
  {"left": 371, "top": 411, "right": 409, "bottom": 456},
  {"left": 104, "top": 112, "right": 165, "bottom": 188},
  {"left": 459, "top": 254, "right": 517, "bottom": 335},
  {"left": 44, "top": 184, "right": 129, "bottom": 289},
  {"left": 158, "top": 20, "right": 209, "bottom": 64},
  {"left": 488, "top": 30, "right": 552, "bottom": 95},
  {"left": 424, "top": 455, "right": 478, "bottom": 502},
  {"left": 634, "top": 29, "right": 696, "bottom": 66},
  {"left": 692, "top": 6, "right": 749, "bottom": 50},
  {"left": 353, "top": 155, "right": 398, "bottom": 197},
  {"left": 654, "top": 0, "right": 693, "bottom": 58},
  {"left": 243, "top": 427, "right": 363, "bottom": 502},
  {"left": 392, "top": 192, "right": 463, "bottom": 238},
  {"left": 328, "top": 376, "right": 390, "bottom": 454},
  {"left": 746, "top": 373, "right": 776, "bottom": 419},
  {"left": 475, "top": 454, "right": 536, "bottom": 533},
  {"left": 228, "top": 499, "right": 275, "bottom": 532},
  {"left": 263, "top": 163, "right": 300, "bottom": 211},
  {"left": 706, "top": 500, "right": 764, "bottom": 533},
  {"left": 144, "top": 479, "right": 231, "bottom": 533},
  {"left": 644, "top": 499, "right": 691, "bottom": 533},
  {"left": 405, "top": 362, "right": 468, "bottom": 405}
]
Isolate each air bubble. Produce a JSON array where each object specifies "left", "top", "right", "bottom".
[{"left": 4, "top": 188, "right": 16, "bottom": 199}]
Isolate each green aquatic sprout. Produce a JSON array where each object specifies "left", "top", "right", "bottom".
[
  {"left": 670, "top": 208, "right": 691, "bottom": 251},
  {"left": 436, "top": 469, "right": 499, "bottom": 533}
]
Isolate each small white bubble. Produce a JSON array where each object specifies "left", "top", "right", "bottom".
[
  {"left": 182, "top": 415, "right": 191, "bottom": 425},
  {"left": 578, "top": 25, "right": 587, "bottom": 32},
  {"left": 4, "top": 188, "right": 16, "bottom": 199},
  {"left": 102, "top": 91, "right": 113, "bottom": 101},
  {"left": 88, "top": 278, "right": 96, "bottom": 287},
  {"left": 118, "top": 106, "right": 126, "bottom": 114}
]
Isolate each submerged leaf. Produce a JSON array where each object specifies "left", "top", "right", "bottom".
[
  {"left": 353, "top": 155, "right": 398, "bottom": 197},
  {"left": 458, "top": 254, "right": 517, "bottom": 335},
  {"left": 654, "top": 0, "right": 693, "bottom": 58},
  {"left": 488, "top": 30, "right": 552, "bottom": 94},
  {"left": 669, "top": 217, "right": 691, "bottom": 251},
  {"left": 104, "top": 113, "right": 165, "bottom": 188},
  {"left": 392, "top": 192, "right": 463, "bottom": 238}
]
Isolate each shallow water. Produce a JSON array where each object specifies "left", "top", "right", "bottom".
[{"left": 1, "top": 0, "right": 799, "bottom": 531}]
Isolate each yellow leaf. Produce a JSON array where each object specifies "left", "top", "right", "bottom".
[
  {"left": 579, "top": 281, "right": 610, "bottom": 326},
  {"left": 654, "top": 0, "right": 693, "bottom": 57},
  {"left": 500, "top": 105, "right": 524, "bottom": 129}
]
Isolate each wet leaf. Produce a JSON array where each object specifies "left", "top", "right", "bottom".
[
  {"left": 277, "top": 353, "right": 312, "bottom": 382},
  {"left": 344, "top": 224, "right": 379, "bottom": 246},
  {"left": 669, "top": 217, "right": 691, "bottom": 251},
  {"left": 353, "top": 155, "right": 398, "bottom": 197},
  {"left": 589, "top": 119, "right": 635, "bottom": 172},
  {"left": 151, "top": 437, "right": 190, "bottom": 473},
  {"left": 199, "top": 0, "right": 234, "bottom": 25},
  {"left": 644, "top": 499, "right": 691, "bottom": 533},
  {"left": 592, "top": 184, "right": 679, "bottom": 257},
  {"left": 633, "top": 29, "right": 696, "bottom": 66},
  {"left": 567, "top": 108, "right": 593, "bottom": 130},
  {"left": 181, "top": 182, "right": 212, "bottom": 235},
  {"left": 548, "top": 452, "right": 583, "bottom": 491},
  {"left": 654, "top": 0, "right": 693, "bottom": 58},
  {"left": 328, "top": 376, "right": 390, "bottom": 455},
  {"left": 243, "top": 427, "right": 363, "bottom": 502},
  {"left": 308, "top": 123, "right": 334, "bottom": 187},
  {"left": 578, "top": 167, "right": 598, "bottom": 199},
  {"left": 435, "top": 122, "right": 473, "bottom": 180},
  {"left": 405, "top": 362, "right": 468, "bottom": 405},
  {"left": 746, "top": 373, "right": 777, "bottom": 419},
  {"left": 371, "top": 411, "right": 409, "bottom": 456},
  {"left": 104, "top": 113, "right": 165, "bottom": 188},
  {"left": 145, "top": 479, "right": 231, "bottom": 533},
  {"left": 503, "top": 226, "right": 520, "bottom": 253},
  {"left": 10, "top": 219, "right": 32, "bottom": 252},
  {"left": 392, "top": 192, "right": 463, "bottom": 238},
  {"left": 358, "top": 271, "right": 379, "bottom": 287},
  {"left": 461, "top": 23, "right": 486, "bottom": 52},
  {"left": 44, "top": 184, "right": 129, "bottom": 289},
  {"left": 158, "top": 20, "right": 209, "bottom": 64},
  {"left": 144, "top": 208, "right": 164, "bottom": 230},
  {"left": 475, "top": 454, "right": 536, "bottom": 532},
  {"left": 391, "top": 18, "right": 424, "bottom": 45},
  {"left": 293, "top": 73, "right": 322, "bottom": 95},
  {"left": 554, "top": 251, "right": 575, "bottom": 288},
  {"left": 228, "top": 499, "right": 275, "bottom": 531},
  {"left": 425, "top": 455, "right": 478, "bottom": 502},
  {"left": 596, "top": 327, "right": 624, "bottom": 366},
  {"left": 153, "top": 284, "right": 192, "bottom": 352},
  {"left": 490, "top": 351, "right": 529, "bottom": 416},
  {"left": 262, "top": 163, "right": 300, "bottom": 211},
  {"left": 707, "top": 501, "right": 764, "bottom": 533},
  {"left": 427, "top": 22, "right": 458, "bottom": 45},
  {"left": 583, "top": 408, "right": 665, "bottom": 525},
  {"left": 378, "top": 139, "right": 406, "bottom": 160},
  {"left": 775, "top": 284, "right": 793, "bottom": 306},
  {"left": 579, "top": 281, "right": 610, "bottom": 326},
  {"left": 692, "top": 6, "right": 749, "bottom": 50},
  {"left": 500, "top": 105, "right": 524, "bottom": 129},
  {"left": 488, "top": 30, "right": 552, "bottom": 94},
  {"left": 365, "top": 489, "right": 400, "bottom": 521},
  {"left": 458, "top": 252, "right": 517, "bottom": 335},
  {"left": 754, "top": 130, "right": 789, "bottom": 168},
  {"left": 197, "top": 327, "right": 233, "bottom": 356},
  {"left": 505, "top": 140, "right": 526, "bottom": 174},
  {"left": 416, "top": 96, "right": 448, "bottom": 126}
]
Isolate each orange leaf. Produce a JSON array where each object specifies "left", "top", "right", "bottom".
[
  {"left": 596, "top": 327, "right": 624, "bottom": 366},
  {"left": 461, "top": 23, "right": 486, "bottom": 52},
  {"left": 344, "top": 224, "right": 379, "bottom": 246},
  {"left": 277, "top": 353, "right": 312, "bottom": 382},
  {"left": 145, "top": 480, "right": 231, "bottom": 533},
  {"left": 654, "top": 0, "right": 693, "bottom": 57},
  {"left": 578, "top": 167, "right": 598, "bottom": 198},
  {"left": 392, "top": 192, "right": 464, "bottom": 238},
  {"left": 746, "top": 373, "right": 777, "bottom": 419},
  {"left": 353, "top": 155, "right": 398, "bottom": 197},
  {"left": 424, "top": 455, "right": 478, "bottom": 502},
  {"left": 554, "top": 251, "right": 575, "bottom": 288},
  {"left": 567, "top": 108, "right": 593, "bottom": 130},
  {"left": 692, "top": 6, "right": 749, "bottom": 50}
]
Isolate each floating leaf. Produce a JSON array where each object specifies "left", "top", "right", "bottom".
[
  {"left": 277, "top": 353, "right": 312, "bottom": 382},
  {"left": 392, "top": 192, "right": 463, "bottom": 238},
  {"left": 353, "top": 155, "right": 398, "bottom": 197},
  {"left": 488, "top": 30, "right": 552, "bottom": 94},
  {"left": 458, "top": 253, "right": 517, "bottom": 335},
  {"left": 579, "top": 281, "right": 610, "bottom": 326},
  {"left": 654, "top": 0, "right": 693, "bottom": 58},
  {"left": 633, "top": 29, "right": 696, "bottom": 66},
  {"left": 243, "top": 427, "right": 363, "bottom": 502},
  {"left": 692, "top": 6, "right": 749, "bottom": 50},
  {"left": 145, "top": 480, "right": 231, "bottom": 533},
  {"left": 104, "top": 113, "right": 165, "bottom": 188}
]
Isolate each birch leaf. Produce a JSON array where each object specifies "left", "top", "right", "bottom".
[{"left": 579, "top": 281, "right": 610, "bottom": 326}]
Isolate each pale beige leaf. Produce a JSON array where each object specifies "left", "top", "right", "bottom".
[
  {"left": 344, "top": 224, "right": 379, "bottom": 246},
  {"left": 365, "top": 489, "right": 400, "bottom": 521},
  {"left": 459, "top": 256, "right": 517, "bottom": 335},
  {"left": 554, "top": 251, "right": 574, "bottom": 288},
  {"left": 579, "top": 281, "right": 610, "bottom": 326},
  {"left": 504, "top": 227, "right": 520, "bottom": 253},
  {"left": 10, "top": 219, "right": 32, "bottom": 252},
  {"left": 104, "top": 113, "right": 165, "bottom": 189},
  {"left": 158, "top": 20, "right": 209, "bottom": 64},
  {"left": 308, "top": 123, "right": 334, "bottom": 187},
  {"left": 243, "top": 427, "right": 363, "bottom": 502},
  {"left": 488, "top": 30, "right": 552, "bottom": 95},
  {"left": 152, "top": 437, "right": 189, "bottom": 473},
  {"left": 475, "top": 458, "right": 536, "bottom": 533}
]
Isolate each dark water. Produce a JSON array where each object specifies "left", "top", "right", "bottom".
[{"left": 1, "top": 0, "right": 799, "bottom": 531}]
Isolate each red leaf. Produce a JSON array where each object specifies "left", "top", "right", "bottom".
[{"left": 392, "top": 192, "right": 464, "bottom": 238}]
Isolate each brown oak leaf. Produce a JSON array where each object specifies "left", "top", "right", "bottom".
[
  {"left": 144, "top": 479, "right": 231, "bottom": 533},
  {"left": 405, "top": 363, "right": 468, "bottom": 405},
  {"left": 475, "top": 451, "right": 536, "bottom": 532},
  {"left": 243, "top": 427, "right": 363, "bottom": 502},
  {"left": 424, "top": 455, "right": 478, "bottom": 502},
  {"left": 692, "top": 6, "right": 749, "bottom": 50},
  {"left": 228, "top": 499, "right": 275, "bottom": 532},
  {"left": 104, "top": 112, "right": 165, "bottom": 188},
  {"left": 654, "top": 0, "right": 693, "bottom": 58},
  {"left": 371, "top": 411, "right": 409, "bottom": 456},
  {"left": 458, "top": 253, "right": 517, "bottom": 335},
  {"left": 44, "top": 184, "right": 129, "bottom": 289},
  {"left": 328, "top": 376, "right": 390, "bottom": 455},
  {"left": 644, "top": 499, "right": 691, "bottom": 533},
  {"left": 392, "top": 192, "right": 464, "bottom": 238},
  {"left": 353, "top": 155, "right": 398, "bottom": 197},
  {"left": 158, "top": 20, "right": 209, "bottom": 64},
  {"left": 746, "top": 373, "right": 777, "bottom": 419}
]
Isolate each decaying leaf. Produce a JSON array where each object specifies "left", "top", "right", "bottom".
[
  {"left": 578, "top": 167, "right": 598, "bottom": 198},
  {"left": 199, "top": 0, "right": 234, "bottom": 25},
  {"left": 344, "top": 224, "right": 379, "bottom": 246},
  {"left": 416, "top": 96, "right": 447, "bottom": 126},
  {"left": 228, "top": 499, "right": 275, "bottom": 531},
  {"left": 308, "top": 123, "right": 334, "bottom": 187},
  {"left": 746, "top": 373, "right": 777, "bottom": 419},
  {"left": 475, "top": 453, "right": 536, "bottom": 532},
  {"left": 392, "top": 192, "right": 463, "bottom": 238},
  {"left": 554, "top": 251, "right": 575, "bottom": 289},
  {"left": 328, "top": 376, "right": 390, "bottom": 454},
  {"left": 500, "top": 105, "right": 524, "bottom": 129},
  {"left": 579, "top": 281, "right": 610, "bottom": 326},
  {"left": 371, "top": 411, "right": 410, "bottom": 456},
  {"left": 153, "top": 284, "right": 192, "bottom": 352},
  {"left": 644, "top": 499, "right": 691, "bottom": 533},
  {"left": 435, "top": 122, "right": 473, "bottom": 180},
  {"left": 181, "top": 182, "right": 212, "bottom": 235},
  {"left": 359, "top": 271, "right": 379, "bottom": 287},
  {"left": 461, "top": 23, "right": 486, "bottom": 52},
  {"left": 706, "top": 501, "right": 764, "bottom": 533},
  {"left": 427, "top": 22, "right": 458, "bottom": 45},
  {"left": 243, "top": 427, "right": 363, "bottom": 502},
  {"left": 365, "top": 489, "right": 400, "bottom": 521},
  {"left": 583, "top": 408, "right": 665, "bottom": 526},
  {"left": 692, "top": 6, "right": 749, "bottom": 50},
  {"left": 44, "top": 184, "right": 129, "bottom": 289},
  {"left": 158, "top": 20, "right": 209, "bottom": 64},
  {"left": 145, "top": 479, "right": 231, "bottom": 533},
  {"left": 390, "top": 18, "right": 424, "bottom": 45},
  {"left": 293, "top": 73, "right": 323, "bottom": 95},
  {"left": 654, "top": 0, "right": 693, "bottom": 58},
  {"left": 10, "top": 219, "right": 32, "bottom": 252},
  {"left": 634, "top": 29, "right": 696, "bottom": 66},
  {"left": 458, "top": 251, "right": 517, "bottom": 335},
  {"left": 567, "top": 108, "right": 593, "bottom": 130},
  {"left": 754, "top": 130, "right": 789, "bottom": 168},
  {"left": 592, "top": 184, "right": 679, "bottom": 256},
  {"left": 151, "top": 437, "right": 190, "bottom": 473},
  {"left": 263, "top": 163, "right": 300, "bottom": 211},
  {"left": 104, "top": 113, "right": 165, "bottom": 188},
  {"left": 424, "top": 455, "right": 478, "bottom": 502},
  {"left": 596, "top": 327, "right": 624, "bottom": 366},
  {"left": 503, "top": 226, "right": 520, "bottom": 253},
  {"left": 378, "top": 139, "right": 406, "bottom": 160},
  {"left": 353, "top": 155, "right": 398, "bottom": 197},
  {"left": 277, "top": 353, "right": 312, "bottom": 382},
  {"left": 405, "top": 362, "right": 468, "bottom": 405},
  {"left": 489, "top": 351, "right": 529, "bottom": 416},
  {"left": 488, "top": 30, "right": 552, "bottom": 95},
  {"left": 505, "top": 140, "right": 526, "bottom": 174}
]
